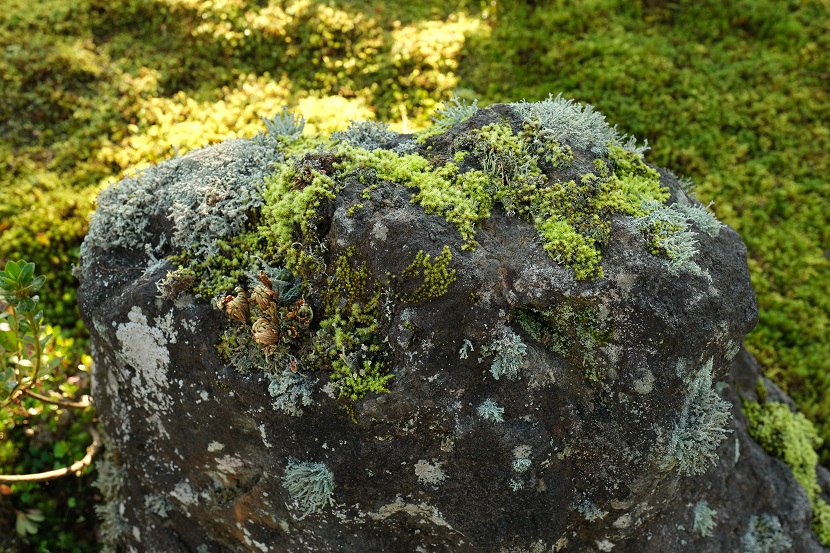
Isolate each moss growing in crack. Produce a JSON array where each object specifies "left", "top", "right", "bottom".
[
  {"left": 399, "top": 246, "right": 457, "bottom": 303},
  {"left": 309, "top": 251, "right": 393, "bottom": 402},
  {"left": 744, "top": 399, "right": 830, "bottom": 545},
  {"left": 515, "top": 304, "right": 612, "bottom": 381},
  {"left": 261, "top": 155, "right": 340, "bottom": 276},
  {"left": 170, "top": 230, "right": 269, "bottom": 300}
]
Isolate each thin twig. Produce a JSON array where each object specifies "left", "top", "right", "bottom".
[
  {"left": 23, "top": 389, "right": 92, "bottom": 409},
  {"left": 0, "top": 426, "right": 101, "bottom": 483}
]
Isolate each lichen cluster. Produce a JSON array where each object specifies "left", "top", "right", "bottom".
[{"left": 663, "top": 359, "right": 732, "bottom": 476}]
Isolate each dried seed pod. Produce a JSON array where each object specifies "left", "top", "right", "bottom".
[
  {"left": 222, "top": 287, "right": 250, "bottom": 323},
  {"left": 252, "top": 317, "right": 281, "bottom": 348},
  {"left": 250, "top": 285, "right": 277, "bottom": 312},
  {"left": 258, "top": 270, "right": 275, "bottom": 291}
]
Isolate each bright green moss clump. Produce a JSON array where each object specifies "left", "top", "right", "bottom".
[
  {"left": 311, "top": 252, "right": 393, "bottom": 402},
  {"left": 744, "top": 399, "right": 830, "bottom": 545},
  {"left": 400, "top": 246, "right": 457, "bottom": 303}
]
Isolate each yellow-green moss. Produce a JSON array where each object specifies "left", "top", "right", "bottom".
[
  {"left": 171, "top": 231, "right": 267, "bottom": 300},
  {"left": 744, "top": 399, "right": 830, "bottom": 545},
  {"left": 456, "top": 121, "right": 666, "bottom": 279},
  {"left": 400, "top": 246, "right": 457, "bottom": 303},
  {"left": 311, "top": 252, "right": 392, "bottom": 402},
  {"left": 261, "top": 161, "right": 339, "bottom": 275}
]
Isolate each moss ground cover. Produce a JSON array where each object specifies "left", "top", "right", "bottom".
[{"left": 1, "top": 0, "right": 828, "bottom": 546}]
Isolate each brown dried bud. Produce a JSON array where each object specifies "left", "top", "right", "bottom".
[
  {"left": 222, "top": 288, "right": 249, "bottom": 323},
  {"left": 283, "top": 325, "right": 299, "bottom": 340},
  {"left": 252, "top": 317, "right": 281, "bottom": 347},
  {"left": 258, "top": 270, "right": 274, "bottom": 291},
  {"left": 250, "top": 285, "right": 278, "bottom": 312}
]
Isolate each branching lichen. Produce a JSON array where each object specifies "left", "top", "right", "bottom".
[
  {"left": 741, "top": 514, "right": 792, "bottom": 553},
  {"left": 263, "top": 106, "right": 305, "bottom": 140},
  {"left": 268, "top": 368, "right": 313, "bottom": 416},
  {"left": 692, "top": 499, "right": 718, "bottom": 537},
  {"left": 332, "top": 119, "right": 397, "bottom": 151},
  {"left": 282, "top": 458, "right": 335, "bottom": 519},
  {"left": 664, "top": 359, "right": 732, "bottom": 475},
  {"left": 481, "top": 328, "right": 527, "bottom": 381},
  {"left": 576, "top": 499, "right": 607, "bottom": 522},
  {"left": 477, "top": 398, "right": 505, "bottom": 423},
  {"left": 510, "top": 93, "right": 648, "bottom": 155}
]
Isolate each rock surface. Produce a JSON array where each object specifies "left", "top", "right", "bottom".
[{"left": 77, "top": 100, "right": 828, "bottom": 552}]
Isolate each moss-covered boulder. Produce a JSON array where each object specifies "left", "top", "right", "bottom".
[{"left": 77, "top": 98, "right": 827, "bottom": 551}]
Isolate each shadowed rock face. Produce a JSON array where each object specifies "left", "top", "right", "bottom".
[{"left": 78, "top": 102, "right": 824, "bottom": 552}]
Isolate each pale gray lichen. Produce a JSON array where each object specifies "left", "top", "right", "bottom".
[
  {"left": 85, "top": 138, "right": 278, "bottom": 259},
  {"left": 741, "top": 514, "right": 792, "bottom": 553},
  {"left": 268, "top": 368, "right": 313, "bottom": 416},
  {"left": 692, "top": 499, "right": 718, "bottom": 537},
  {"left": 576, "top": 499, "right": 607, "bottom": 522},
  {"left": 510, "top": 93, "right": 648, "bottom": 155},
  {"left": 431, "top": 94, "right": 479, "bottom": 129},
  {"left": 477, "top": 398, "right": 505, "bottom": 423},
  {"left": 674, "top": 202, "right": 724, "bottom": 238},
  {"left": 414, "top": 460, "right": 448, "bottom": 486},
  {"left": 631, "top": 199, "right": 710, "bottom": 281},
  {"left": 145, "top": 494, "right": 173, "bottom": 519},
  {"left": 262, "top": 106, "right": 305, "bottom": 140},
  {"left": 513, "top": 458, "right": 531, "bottom": 473},
  {"left": 459, "top": 338, "right": 474, "bottom": 360},
  {"left": 664, "top": 358, "right": 733, "bottom": 475},
  {"left": 332, "top": 119, "right": 397, "bottom": 151},
  {"left": 482, "top": 328, "right": 527, "bottom": 381},
  {"left": 93, "top": 440, "right": 129, "bottom": 552},
  {"left": 282, "top": 458, "right": 335, "bottom": 519}
]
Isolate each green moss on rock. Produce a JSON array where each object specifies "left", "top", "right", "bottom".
[{"left": 744, "top": 399, "right": 830, "bottom": 545}]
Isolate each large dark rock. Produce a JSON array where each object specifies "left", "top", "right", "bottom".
[{"left": 77, "top": 99, "right": 827, "bottom": 551}]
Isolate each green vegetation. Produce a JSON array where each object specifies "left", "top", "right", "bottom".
[
  {"left": 744, "top": 398, "right": 830, "bottom": 545},
  {"left": 0, "top": 263, "right": 96, "bottom": 550},
  {"left": 1, "top": 0, "right": 829, "bottom": 546}
]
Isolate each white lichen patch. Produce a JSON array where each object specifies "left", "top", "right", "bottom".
[
  {"left": 612, "top": 514, "right": 632, "bottom": 529},
  {"left": 207, "top": 441, "right": 225, "bottom": 452},
  {"left": 259, "top": 424, "right": 273, "bottom": 448},
  {"left": 632, "top": 369, "right": 655, "bottom": 395},
  {"left": 170, "top": 479, "right": 207, "bottom": 516},
  {"left": 596, "top": 539, "right": 615, "bottom": 551},
  {"left": 371, "top": 221, "right": 389, "bottom": 242},
  {"left": 367, "top": 497, "right": 456, "bottom": 531},
  {"left": 498, "top": 540, "right": 550, "bottom": 553},
  {"left": 615, "top": 272, "right": 637, "bottom": 296},
  {"left": 414, "top": 460, "right": 447, "bottom": 486},
  {"left": 116, "top": 306, "right": 178, "bottom": 437}
]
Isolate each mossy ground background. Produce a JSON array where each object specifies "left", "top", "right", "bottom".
[{"left": 0, "top": 0, "right": 827, "bottom": 548}]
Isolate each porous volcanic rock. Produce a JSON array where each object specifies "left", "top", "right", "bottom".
[{"left": 77, "top": 99, "right": 828, "bottom": 552}]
